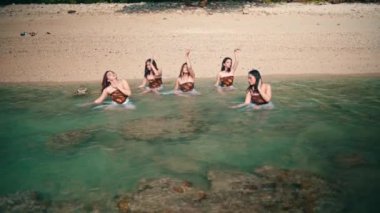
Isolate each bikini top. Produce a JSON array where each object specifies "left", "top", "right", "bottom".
[
  {"left": 249, "top": 87, "right": 268, "bottom": 105},
  {"left": 220, "top": 75, "right": 234, "bottom": 87},
  {"left": 148, "top": 77, "right": 163, "bottom": 89},
  {"left": 179, "top": 82, "right": 194, "bottom": 92},
  {"left": 111, "top": 89, "right": 128, "bottom": 104}
]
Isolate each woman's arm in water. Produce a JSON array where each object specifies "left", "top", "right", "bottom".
[
  {"left": 138, "top": 78, "right": 147, "bottom": 88},
  {"left": 118, "top": 79, "right": 132, "bottom": 96},
  {"left": 174, "top": 78, "right": 180, "bottom": 91},
  {"left": 214, "top": 73, "right": 221, "bottom": 87},
  {"left": 230, "top": 91, "right": 251, "bottom": 109},
  {"left": 94, "top": 89, "right": 109, "bottom": 104},
  {"left": 232, "top": 49, "right": 240, "bottom": 74}
]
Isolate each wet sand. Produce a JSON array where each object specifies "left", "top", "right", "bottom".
[{"left": 0, "top": 3, "right": 379, "bottom": 82}]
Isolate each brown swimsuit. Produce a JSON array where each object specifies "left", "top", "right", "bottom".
[
  {"left": 179, "top": 82, "right": 194, "bottom": 92},
  {"left": 220, "top": 76, "right": 234, "bottom": 87},
  {"left": 249, "top": 88, "right": 268, "bottom": 105},
  {"left": 111, "top": 89, "right": 128, "bottom": 104},
  {"left": 148, "top": 77, "right": 163, "bottom": 89}
]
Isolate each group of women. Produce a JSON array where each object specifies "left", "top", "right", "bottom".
[{"left": 93, "top": 49, "right": 273, "bottom": 110}]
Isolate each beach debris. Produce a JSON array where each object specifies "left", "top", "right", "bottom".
[
  {"left": 198, "top": 0, "right": 208, "bottom": 8},
  {"left": 20, "top": 32, "right": 37, "bottom": 37},
  {"left": 116, "top": 166, "right": 343, "bottom": 212},
  {"left": 46, "top": 32, "right": 51, "bottom": 35},
  {"left": 74, "top": 86, "right": 88, "bottom": 96},
  {"left": 67, "top": 10, "right": 77, "bottom": 14}
]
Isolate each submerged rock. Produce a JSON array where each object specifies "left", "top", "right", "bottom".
[
  {"left": 46, "top": 129, "right": 93, "bottom": 150},
  {"left": 121, "top": 116, "right": 207, "bottom": 142},
  {"left": 0, "top": 191, "right": 47, "bottom": 212},
  {"left": 335, "top": 153, "right": 367, "bottom": 168},
  {"left": 117, "top": 166, "right": 343, "bottom": 212},
  {"left": 116, "top": 178, "right": 207, "bottom": 212}
]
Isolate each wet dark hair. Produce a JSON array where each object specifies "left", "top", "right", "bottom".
[
  {"left": 248, "top": 69, "right": 262, "bottom": 90},
  {"left": 101, "top": 70, "right": 113, "bottom": 92},
  {"left": 179, "top": 63, "right": 188, "bottom": 78},
  {"left": 144, "top": 59, "right": 158, "bottom": 78},
  {"left": 221, "top": 57, "right": 232, "bottom": 72}
]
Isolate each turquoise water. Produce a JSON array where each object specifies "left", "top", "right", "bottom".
[{"left": 0, "top": 75, "right": 379, "bottom": 211}]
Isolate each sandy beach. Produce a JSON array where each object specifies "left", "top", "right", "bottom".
[{"left": 0, "top": 2, "right": 379, "bottom": 82}]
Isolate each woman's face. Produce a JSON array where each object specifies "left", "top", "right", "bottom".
[
  {"left": 182, "top": 64, "right": 189, "bottom": 74},
  {"left": 224, "top": 59, "right": 232, "bottom": 69},
  {"left": 248, "top": 74, "right": 256, "bottom": 85},
  {"left": 107, "top": 71, "right": 117, "bottom": 81},
  {"left": 146, "top": 62, "right": 152, "bottom": 71}
]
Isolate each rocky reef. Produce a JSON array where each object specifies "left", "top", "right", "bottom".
[{"left": 117, "top": 166, "right": 343, "bottom": 212}]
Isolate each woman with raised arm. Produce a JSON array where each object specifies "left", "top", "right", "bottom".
[
  {"left": 230, "top": 69, "right": 273, "bottom": 110},
  {"left": 93, "top": 70, "right": 134, "bottom": 109},
  {"left": 138, "top": 58, "right": 163, "bottom": 94},
  {"left": 215, "top": 49, "right": 240, "bottom": 92},
  {"left": 173, "top": 50, "right": 199, "bottom": 95}
]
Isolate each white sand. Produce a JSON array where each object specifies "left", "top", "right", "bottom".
[{"left": 0, "top": 3, "right": 379, "bottom": 82}]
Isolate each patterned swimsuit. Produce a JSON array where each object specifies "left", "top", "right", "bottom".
[
  {"left": 220, "top": 76, "right": 234, "bottom": 87},
  {"left": 179, "top": 82, "right": 194, "bottom": 92},
  {"left": 111, "top": 89, "right": 128, "bottom": 104}
]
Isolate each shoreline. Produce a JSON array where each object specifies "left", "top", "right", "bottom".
[
  {"left": 1, "top": 3, "right": 379, "bottom": 83},
  {"left": 1, "top": 72, "right": 378, "bottom": 85}
]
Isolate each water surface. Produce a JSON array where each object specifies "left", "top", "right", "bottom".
[{"left": 0, "top": 75, "right": 379, "bottom": 212}]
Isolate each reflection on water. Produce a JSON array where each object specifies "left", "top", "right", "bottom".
[{"left": 0, "top": 75, "right": 379, "bottom": 212}]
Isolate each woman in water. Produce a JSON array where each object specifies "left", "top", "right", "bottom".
[
  {"left": 93, "top": 70, "right": 134, "bottom": 109},
  {"left": 138, "top": 58, "right": 163, "bottom": 94},
  {"left": 230, "top": 69, "right": 273, "bottom": 110},
  {"left": 173, "top": 50, "right": 198, "bottom": 95},
  {"left": 215, "top": 49, "right": 240, "bottom": 92}
]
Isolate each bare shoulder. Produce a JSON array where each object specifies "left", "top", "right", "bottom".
[{"left": 263, "top": 83, "right": 271, "bottom": 90}]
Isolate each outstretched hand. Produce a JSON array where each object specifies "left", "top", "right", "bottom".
[
  {"left": 185, "top": 49, "right": 191, "bottom": 57},
  {"left": 234, "top": 48, "right": 241, "bottom": 54}
]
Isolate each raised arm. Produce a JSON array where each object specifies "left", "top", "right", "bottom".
[
  {"left": 186, "top": 50, "right": 195, "bottom": 78},
  {"left": 150, "top": 58, "right": 161, "bottom": 76},
  {"left": 230, "top": 90, "right": 251, "bottom": 109},
  {"left": 232, "top": 49, "right": 240, "bottom": 74},
  {"left": 94, "top": 89, "right": 109, "bottom": 104}
]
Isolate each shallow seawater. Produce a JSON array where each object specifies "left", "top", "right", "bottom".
[{"left": 0, "top": 75, "right": 379, "bottom": 212}]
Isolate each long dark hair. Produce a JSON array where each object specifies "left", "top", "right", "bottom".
[
  {"left": 221, "top": 57, "right": 232, "bottom": 72},
  {"left": 248, "top": 69, "right": 262, "bottom": 90},
  {"left": 179, "top": 62, "right": 188, "bottom": 78},
  {"left": 144, "top": 59, "right": 158, "bottom": 78},
  {"left": 101, "top": 70, "right": 113, "bottom": 92}
]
